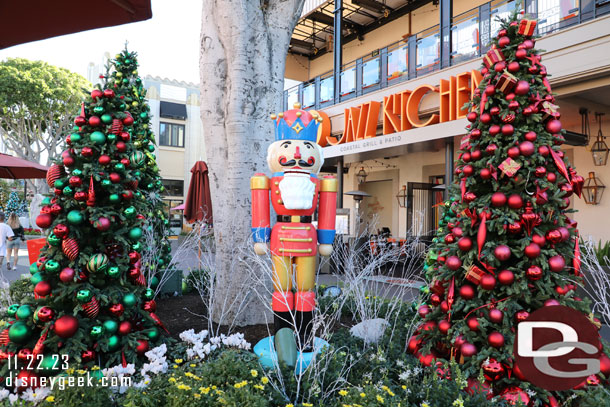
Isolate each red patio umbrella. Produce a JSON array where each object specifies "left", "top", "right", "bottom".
[
  {"left": 0, "top": 0, "right": 152, "bottom": 49},
  {"left": 0, "top": 153, "right": 48, "bottom": 179},
  {"left": 184, "top": 161, "right": 213, "bottom": 224}
]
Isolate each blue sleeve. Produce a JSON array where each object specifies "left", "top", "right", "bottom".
[
  {"left": 317, "top": 229, "right": 335, "bottom": 245},
  {"left": 252, "top": 227, "right": 271, "bottom": 243}
]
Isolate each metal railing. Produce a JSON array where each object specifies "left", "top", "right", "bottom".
[{"left": 284, "top": 0, "right": 610, "bottom": 111}]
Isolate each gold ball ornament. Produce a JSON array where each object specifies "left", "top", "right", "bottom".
[{"left": 132, "top": 101, "right": 138, "bottom": 107}]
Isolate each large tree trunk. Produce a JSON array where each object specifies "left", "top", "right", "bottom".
[{"left": 200, "top": 0, "right": 304, "bottom": 326}]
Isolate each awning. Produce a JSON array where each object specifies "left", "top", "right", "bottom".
[
  {"left": 0, "top": 153, "right": 48, "bottom": 179},
  {"left": 160, "top": 101, "right": 187, "bottom": 120},
  {"left": 0, "top": 0, "right": 152, "bottom": 50}
]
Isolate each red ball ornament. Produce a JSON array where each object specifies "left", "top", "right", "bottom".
[
  {"left": 507, "top": 194, "right": 523, "bottom": 209},
  {"left": 88, "top": 116, "right": 101, "bottom": 127},
  {"left": 491, "top": 192, "right": 507, "bottom": 207},
  {"left": 507, "top": 222, "right": 522, "bottom": 234},
  {"left": 490, "top": 106, "right": 500, "bottom": 115},
  {"left": 122, "top": 114, "right": 134, "bottom": 126},
  {"left": 494, "top": 245, "right": 511, "bottom": 261},
  {"left": 53, "top": 224, "right": 69, "bottom": 238},
  {"left": 515, "top": 49, "right": 527, "bottom": 59},
  {"left": 486, "top": 143, "right": 498, "bottom": 155},
  {"left": 59, "top": 267, "right": 75, "bottom": 283},
  {"left": 462, "top": 153, "right": 472, "bottom": 163},
  {"left": 480, "top": 113, "right": 492, "bottom": 124},
  {"left": 74, "top": 116, "right": 86, "bottom": 126},
  {"left": 524, "top": 243, "right": 541, "bottom": 259},
  {"left": 81, "top": 147, "right": 93, "bottom": 158},
  {"left": 418, "top": 305, "right": 431, "bottom": 318},
  {"left": 438, "top": 320, "right": 451, "bottom": 334},
  {"left": 407, "top": 335, "right": 421, "bottom": 353},
  {"left": 549, "top": 255, "right": 565, "bottom": 272},
  {"left": 485, "top": 85, "right": 496, "bottom": 95},
  {"left": 502, "top": 124, "right": 514, "bottom": 136},
  {"left": 54, "top": 315, "right": 79, "bottom": 338},
  {"left": 558, "top": 227, "right": 570, "bottom": 242},
  {"left": 119, "top": 132, "right": 131, "bottom": 142},
  {"left": 103, "top": 89, "right": 115, "bottom": 98},
  {"left": 142, "top": 300, "right": 157, "bottom": 312},
  {"left": 481, "top": 274, "right": 496, "bottom": 290},
  {"left": 98, "top": 155, "right": 111, "bottom": 165},
  {"left": 526, "top": 265, "right": 543, "bottom": 281},
  {"left": 460, "top": 285, "right": 475, "bottom": 300},
  {"left": 508, "top": 146, "right": 520, "bottom": 158},
  {"left": 109, "top": 304, "right": 125, "bottom": 317},
  {"left": 35, "top": 213, "right": 53, "bottom": 229},
  {"left": 515, "top": 310, "right": 530, "bottom": 323},
  {"left": 460, "top": 342, "right": 477, "bottom": 357},
  {"left": 482, "top": 358, "right": 505, "bottom": 382},
  {"left": 34, "top": 281, "right": 52, "bottom": 297},
  {"left": 94, "top": 217, "right": 111, "bottom": 231},
  {"left": 74, "top": 191, "right": 88, "bottom": 201},
  {"left": 446, "top": 256, "right": 462, "bottom": 271},
  {"left": 136, "top": 339, "right": 149, "bottom": 355},
  {"left": 494, "top": 61, "right": 507, "bottom": 72},
  {"left": 467, "top": 317, "right": 479, "bottom": 331},
  {"left": 498, "top": 269, "right": 514, "bottom": 285},
  {"left": 109, "top": 173, "right": 122, "bottom": 183},
  {"left": 532, "top": 234, "right": 546, "bottom": 247},
  {"left": 535, "top": 166, "right": 547, "bottom": 177},
  {"left": 546, "top": 229, "right": 562, "bottom": 244},
  {"left": 462, "top": 165, "right": 474, "bottom": 176},
  {"left": 118, "top": 321, "right": 132, "bottom": 336},
  {"left": 37, "top": 306, "right": 55, "bottom": 322},
  {"left": 116, "top": 141, "right": 127, "bottom": 152},
  {"left": 508, "top": 61, "right": 520, "bottom": 72},
  {"left": 82, "top": 350, "right": 96, "bottom": 362},
  {"left": 547, "top": 172, "right": 557, "bottom": 182},
  {"left": 488, "top": 331, "right": 504, "bottom": 347},
  {"left": 514, "top": 80, "right": 530, "bottom": 95},
  {"left": 546, "top": 119, "right": 562, "bottom": 133},
  {"left": 560, "top": 183, "right": 573, "bottom": 197},
  {"left": 498, "top": 36, "right": 510, "bottom": 48},
  {"left": 91, "top": 89, "right": 103, "bottom": 100},
  {"left": 489, "top": 308, "right": 504, "bottom": 324},
  {"left": 457, "top": 237, "right": 472, "bottom": 251},
  {"left": 467, "top": 111, "right": 477, "bottom": 122},
  {"left": 508, "top": 100, "right": 519, "bottom": 111},
  {"left": 519, "top": 141, "right": 535, "bottom": 156},
  {"left": 599, "top": 353, "right": 610, "bottom": 376},
  {"left": 480, "top": 168, "right": 491, "bottom": 180},
  {"left": 470, "top": 149, "right": 482, "bottom": 160},
  {"left": 121, "top": 190, "right": 134, "bottom": 201},
  {"left": 500, "top": 387, "right": 530, "bottom": 405},
  {"left": 487, "top": 126, "right": 500, "bottom": 137}
]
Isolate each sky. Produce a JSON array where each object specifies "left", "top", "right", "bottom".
[
  {"left": 0, "top": 0, "right": 202, "bottom": 85},
  {"left": 0, "top": 0, "right": 300, "bottom": 89}
]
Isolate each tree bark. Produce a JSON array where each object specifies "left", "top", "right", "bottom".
[{"left": 200, "top": 0, "right": 304, "bottom": 325}]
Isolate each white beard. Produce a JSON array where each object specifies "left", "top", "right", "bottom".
[{"left": 279, "top": 174, "right": 315, "bottom": 210}]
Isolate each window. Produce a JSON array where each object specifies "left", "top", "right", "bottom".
[
  {"left": 159, "top": 122, "right": 185, "bottom": 147},
  {"left": 162, "top": 179, "right": 184, "bottom": 197}
]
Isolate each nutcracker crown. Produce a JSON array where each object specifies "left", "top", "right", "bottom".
[{"left": 271, "top": 102, "right": 322, "bottom": 143}]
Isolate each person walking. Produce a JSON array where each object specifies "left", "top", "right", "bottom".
[
  {"left": 6, "top": 213, "right": 24, "bottom": 271},
  {"left": 0, "top": 212, "right": 14, "bottom": 270}
]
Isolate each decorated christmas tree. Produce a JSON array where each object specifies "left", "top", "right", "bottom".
[
  {"left": 103, "top": 47, "right": 173, "bottom": 288},
  {"left": 410, "top": 11, "right": 608, "bottom": 404},
  {"left": 4, "top": 191, "right": 27, "bottom": 217},
  {"left": 0, "top": 59, "right": 169, "bottom": 382}
]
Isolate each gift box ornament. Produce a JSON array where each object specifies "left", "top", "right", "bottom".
[
  {"left": 496, "top": 72, "right": 517, "bottom": 94},
  {"left": 465, "top": 264, "right": 486, "bottom": 285},
  {"left": 499, "top": 157, "right": 522, "bottom": 177},
  {"left": 483, "top": 48, "right": 505, "bottom": 68},
  {"left": 460, "top": 134, "right": 471, "bottom": 150},
  {"left": 518, "top": 19, "right": 537, "bottom": 36},
  {"left": 541, "top": 101, "right": 560, "bottom": 120}
]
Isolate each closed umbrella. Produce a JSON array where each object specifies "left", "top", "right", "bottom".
[
  {"left": 184, "top": 161, "right": 213, "bottom": 224},
  {"left": 0, "top": 0, "right": 152, "bottom": 49},
  {"left": 0, "top": 153, "right": 48, "bottom": 179}
]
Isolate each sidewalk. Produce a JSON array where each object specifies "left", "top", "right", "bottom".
[{"left": 0, "top": 247, "right": 30, "bottom": 284}]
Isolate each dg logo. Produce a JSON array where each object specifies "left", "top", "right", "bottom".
[{"left": 514, "top": 305, "right": 601, "bottom": 391}]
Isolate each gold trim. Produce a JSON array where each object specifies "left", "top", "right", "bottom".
[
  {"left": 290, "top": 215, "right": 301, "bottom": 222},
  {"left": 279, "top": 248, "right": 312, "bottom": 253},
  {"left": 281, "top": 226, "right": 311, "bottom": 230},
  {"left": 320, "top": 177, "right": 338, "bottom": 192},
  {"left": 274, "top": 182, "right": 279, "bottom": 186},
  {"left": 275, "top": 190, "right": 280, "bottom": 195},
  {"left": 280, "top": 238, "right": 313, "bottom": 242},
  {"left": 277, "top": 199, "right": 283, "bottom": 204},
  {"left": 250, "top": 175, "right": 269, "bottom": 190}
]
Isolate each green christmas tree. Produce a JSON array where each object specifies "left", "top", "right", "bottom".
[
  {"left": 410, "top": 11, "right": 606, "bottom": 405},
  {"left": 104, "top": 47, "right": 173, "bottom": 289},
  {"left": 5, "top": 191, "right": 27, "bottom": 216},
  {"left": 0, "top": 63, "right": 169, "bottom": 380}
]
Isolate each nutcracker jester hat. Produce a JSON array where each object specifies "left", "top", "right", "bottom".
[{"left": 271, "top": 102, "right": 323, "bottom": 143}]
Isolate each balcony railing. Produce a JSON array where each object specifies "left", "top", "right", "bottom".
[{"left": 284, "top": 0, "right": 610, "bottom": 111}]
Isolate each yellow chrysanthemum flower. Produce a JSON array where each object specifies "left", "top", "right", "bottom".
[
  {"left": 360, "top": 392, "right": 366, "bottom": 398},
  {"left": 339, "top": 390, "right": 348, "bottom": 396},
  {"left": 45, "top": 396, "right": 55, "bottom": 403},
  {"left": 376, "top": 395, "right": 384, "bottom": 404},
  {"left": 175, "top": 359, "right": 183, "bottom": 364},
  {"left": 261, "top": 377, "right": 269, "bottom": 384}
]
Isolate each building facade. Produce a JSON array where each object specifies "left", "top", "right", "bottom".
[{"left": 284, "top": 0, "right": 610, "bottom": 243}]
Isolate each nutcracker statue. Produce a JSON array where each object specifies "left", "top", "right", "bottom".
[{"left": 251, "top": 102, "right": 337, "bottom": 351}]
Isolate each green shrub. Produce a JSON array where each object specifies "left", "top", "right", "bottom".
[
  {"left": 9, "top": 278, "right": 33, "bottom": 304},
  {"left": 182, "top": 268, "right": 210, "bottom": 295}
]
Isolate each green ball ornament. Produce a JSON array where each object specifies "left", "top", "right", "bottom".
[
  {"left": 101, "top": 179, "right": 112, "bottom": 188},
  {"left": 16, "top": 305, "right": 32, "bottom": 320},
  {"left": 144, "top": 288, "right": 154, "bottom": 300},
  {"left": 133, "top": 170, "right": 141, "bottom": 178},
  {"left": 72, "top": 169, "right": 83, "bottom": 177},
  {"left": 62, "top": 186, "right": 73, "bottom": 196},
  {"left": 90, "top": 131, "right": 106, "bottom": 145},
  {"left": 108, "top": 335, "right": 120, "bottom": 351},
  {"left": 147, "top": 328, "right": 160, "bottom": 341},
  {"left": 134, "top": 191, "right": 142, "bottom": 198},
  {"left": 124, "top": 206, "right": 136, "bottom": 219},
  {"left": 9, "top": 321, "right": 31, "bottom": 344},
  {"left": 146, "top": 183, "right": 154, "bottom": 190},
  {"left": 139, "top": 112, "right": 148, "bottom": 120},
  {"left": 7, "top": 304, "right": 19, "bottom": 316},
  {"left": 128, "top": 227, "right": 142, "bottom": 241},
  {"left": 147, "top": 144, "right": 155, "bottom": 152},
  {"left": 125, "top": 58, "right": 131, "bottom": 64},
  {"left": 93, "top": 106, "right": 104, "bottom": 114},
  {"left": 129, "top": 151, "right": 145, "bottom": 167},
  {"left": 123, "top": 293, "right": 137, "bottom": 307},
  {"left": 114, "top": 163, "right": 125, "bottom": 172},
  {"left": 45, "top": 260, "right": 60, "bottom": 273},
  {"left": 103, "top": 320, "right": 118, "bottom": 334},
  {"left": 30, "top": 272, "right": 43, "bottom": 285},
  {"left": 119, "top": 103, "right": 127, "bottom": 110},
  {"left": 123, "top": 78, "right": 129, "bottom": 85},
  {"left": 47, "top": 233, "right": 62, "bottom": 247},
  {"left": 54, "top": 179, "right": 66, "bottom": 189},
  {"left": 29, "top": 263, "right": 39, "bottom": 274},
  {"left": 101, "top": 114, "right": 113, "bottom": 124},
  {"left": 70, "top": 133, "right": 82, "bottom": 143},
  {"left": 67, "top": 210, "right": 84, "bottom": 225},
  {"left": 419, "top": 286, "right": 430, "bottom": 295},
  {"left": 131, "top": 242, "right": 143, "bottom": 252},
  {"left": 106, "top": 266, "right": 120, "bottom": 278},
  {"left": 76, "top": 289, "right": 92, "bottom": 303},
  {"left": 41, "top": 197, "right": 52, "bottom": 206},
  {"left": 150, "top": 276, "right": 159, "bottom": 289},
  {"left": 107, "top": 133, "right": 117, "bottom": 142},
  {"left": 109, "top": 194, "right": 120, "bottom": 203},
  {"left": 163, "top": 219, "right": 169, "bottom": 226},
  {"left": 158, "top": 258, "right": 165, "bottom": 266},
  {"left": 90, "top": 326, "right": 103, "bottom": 338}
]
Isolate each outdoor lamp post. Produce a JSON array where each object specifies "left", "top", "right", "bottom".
[
  {"left": 583, "top": 172, "right": 605, "bottom": 205},
  {"left": 396, "top": 185, "right": 407, "bottom": 208},
  {"left": 356, "top": 166, "right": 368, "bottom": 184},
  {"left": 591, "top": 113, "right": 609, "bottom": 166}
]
